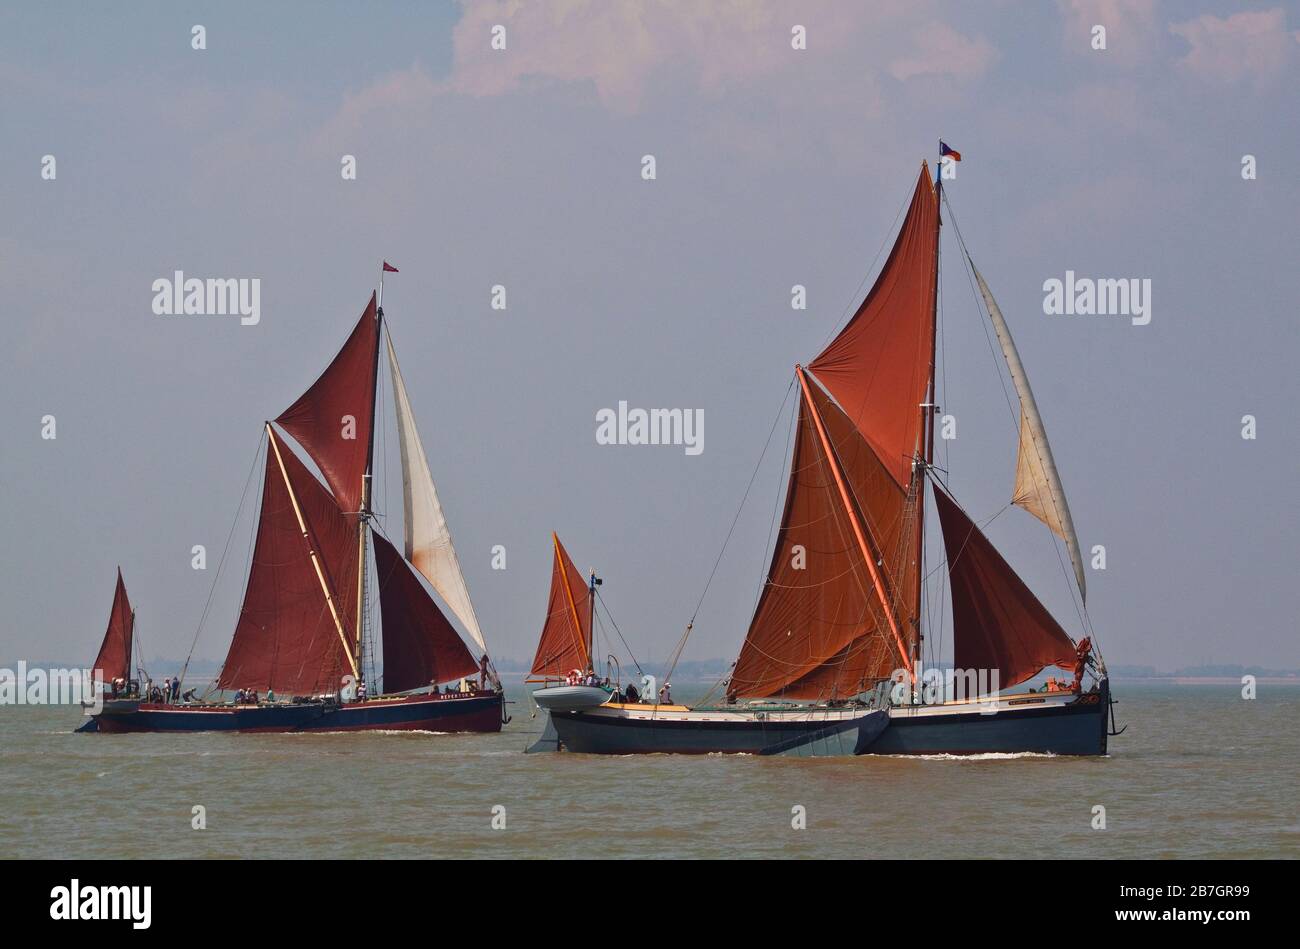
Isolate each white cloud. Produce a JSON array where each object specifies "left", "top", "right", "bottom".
[{"left": 1169, "top": 8, "right": 1299, "bottom": 87}]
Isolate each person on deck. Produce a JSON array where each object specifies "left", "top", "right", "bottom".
[
  {"left": 479, "top": 654, "right": 491, "bottom": 691},
  {"left": 170, "top": 678, "right": 181, "bottom": 703},
  {"left": 659, "top": 682, "right": 672, "bottom": 705},
  {"left": 356, "top": 680, "right": 367, "bottom": 702},
  {"left": 266, "top": 688, "right": 275, "bottom": 703}
]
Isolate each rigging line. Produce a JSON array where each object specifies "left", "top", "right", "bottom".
[
  {"left": 752, "top": 388, "right": 799, "bottom": 612},
  {"left": 942, "top": 189, "right": 1020, "bottom": 433},
  {"left": 688, "top": 376, "right": 797, "bottom": 628},
  {"left": 817, "top": 174, "right": 915, "bottom": 351},
  {"left": 595, "top": 588, "right": 643, "bottom": 677},
  {"left": 941, "top": 190, "right": 1092, "bottom": 640},
  {"left": 182, "top": 428, "right": 267, "bottom": 693}
]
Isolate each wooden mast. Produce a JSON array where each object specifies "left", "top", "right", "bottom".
[
  {"left": 795, "top": 366, "right": 913, "bottom": 677},
  {"left": 915, "top": 158, "right": 942, "bottom": 673},
  {"left": 356, "top": 268, "right": 385, "bottom": 694},
  {"left": 267, "top": 423, "right": 359, "bottom": 682}
]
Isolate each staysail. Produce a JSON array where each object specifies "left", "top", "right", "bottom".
[
  {"left": 970, "top": 261, "right": 1086, "bottom": 602},
  {"left": 219, "top": 427, "right": 359, "bottom": 694},
  {"left": 276, "top": 295, "right": 381, "bottom": 515},
  {"left": 808, "top": 165, "right": 939, "bottom": 487},
  {"left": 730, "top": 378, "right": 918, "bottom": 700},
  {"left": 933, "top": 485, "right": 1076, "bottom": 689},
  {"left": 385, "top": 336, "right": 488, "bottom": 657},
  {"left": 530, "top": 534, "right": 591, "bottom": 677},
  {"left": 372, "top": 532, "right": 478, "bottom": 693},
  {"left": 91, "top": 569, "right": 134, "bottom": 683}
]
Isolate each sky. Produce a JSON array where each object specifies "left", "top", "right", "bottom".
[{"left": 1, "top": 0, "right": 1297, "bottom": 676}]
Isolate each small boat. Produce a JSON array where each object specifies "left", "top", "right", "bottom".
[
  {"left": 81, "top": 266, "right": 505, "bottom": 734},
  {"left": 525, "top": 535, "right": 887, "bottom": 756},
  {"left": 534, "top": 155, "right": 1115, "bottom": 756}
]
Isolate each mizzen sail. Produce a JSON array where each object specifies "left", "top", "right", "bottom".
[
  {"left": 970, "top": 261, "right": 1087, "bottom": 602},
  {"left": 807, "top": 165, "right": 939, "bottom": 487},
  {"left": 276, "top": 295, "right": 380, "bottom": 515},
  {"left": 530, "top": 534, "right": 591, "bottom": 677},
  {"left": 385, "top": 335, "right": 488, "bottom": 656},
  {"left": 219, "top": 427, "right": 359, "bottom": 694},
  {"left": 372, "top": 532, "right": 477, "bottom": 693},
  {"left": 91, "top": 569, "right": 134, "bottom": 683},
  {"left": 933, "top": 485, "right": 1076, "bottom": 689}
]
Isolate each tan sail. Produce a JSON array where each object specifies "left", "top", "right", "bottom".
[
  {"left": 385, "top": 336, "right": 489, "bottom": 656},
  {"left": 971, "top": 260, "right": 1087, "bottom": 603}
]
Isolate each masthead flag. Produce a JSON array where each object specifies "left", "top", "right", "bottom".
[
  {"left": 382, "top": 261, "right": 399, "bottom": 273},
  {"left": 939, "top": 141, "right": 962, "bottom": 162}
]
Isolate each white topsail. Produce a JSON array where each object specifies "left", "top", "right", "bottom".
[
  {"left": 970, "top": 258, "right": 1087, "bottom": 604},
  {"left": 385, "top": 336, "right": 489, "bottom": 655}
]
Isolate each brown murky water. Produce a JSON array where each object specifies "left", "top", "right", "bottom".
[{"left": 2, "top": 683, "right": 1295, "bottom": 859}]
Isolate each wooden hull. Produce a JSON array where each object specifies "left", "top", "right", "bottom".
[{"left": 78, "top": 690, "right": 504, "bottom": 734}]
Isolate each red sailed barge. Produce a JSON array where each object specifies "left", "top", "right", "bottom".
[{"left": 81, "top": 265, "right": 505, "bottom": 734}]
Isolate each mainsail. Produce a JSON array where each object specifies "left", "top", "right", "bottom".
[
  {"left": 807, "top": 166, "right": 939, "bottom": 487},
  {"left": 91, "top": 569, "right": 134, "bottom": 683},
  {"left": 730, "top": 378, "right": 917, "bottom": 699},
  {"left": 276, "top": 295, "right": 380, "bottom": 515},
  {"left": 970, "top": 261, "right": 1087, "bottom": 602},
  {"left": 372, "top": 532, "right": 477, "bottom": 693},
  {"left": 730, "top": 166, "right": 937, "bottom": 700},
  {"left": 933, "top": 485, "right": 1076, "bottom": 689},
  {"left": 385, "top": 336, "right": 488, "bottom": 656},
  {"left": 530, "top": 534, "right": 591, "bottom": 677},
  {"left": 219, "top": 426, "right": 359, "bottom": 694}
]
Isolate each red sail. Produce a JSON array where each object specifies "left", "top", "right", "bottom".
[
  {"left": 530, "top": 534, "right": 591, "bottom": 677},
  {"left": 91, "top": 569, "right": 134, "bottom": 683},
  {"left": 275, "top": 295, "right": 380, "bottom": 514},
  {"left": 933, "top": 485, "right": 1076, "bottom": 689},
  {"left": 373, "top": 532, "right": 477, "bottom": 693},
  {"left": 218, "top": 428, "right": 358, "bottom": 694},
  {"left": 807, "top": 166, "right": 938, "bottom": 487},
  {"left": 730, "top": 381, "right": 918, "bottom": 700}
]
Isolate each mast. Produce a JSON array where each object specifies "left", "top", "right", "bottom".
[
  {"left": 588, "top": 570, "right": 600, "bottom": 675},
  {"left": 356, "top": 267, "right": 386, "bottom": 692},
  {"left": 915, "top": 156, "right": 942, "bottom": 672}
]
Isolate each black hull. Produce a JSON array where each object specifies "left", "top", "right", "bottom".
[{"left": 78, "top": 691, "right": 504, "bottom": 734}]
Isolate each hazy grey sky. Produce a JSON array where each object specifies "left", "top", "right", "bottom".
[{"left": 2, "top": 1, "right": 1297, "bottom": 675}]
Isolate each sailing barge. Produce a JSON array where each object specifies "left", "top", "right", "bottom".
[
  {"left": 535, "top": 159, "right": 1113, "bottom": 756},
  {"left": 82, "top": 271, "right": 504, "bottom": 733}
]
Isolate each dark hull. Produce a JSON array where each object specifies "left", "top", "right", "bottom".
[
  {"left": 548, "top": 707, "right": 888, "bottom": 755},
  {"left": 79, "top": 691, "right": 503, "bottom": 734},
  {"left": 546, "top": 682, "right": 1110, "bottom": 756},
  {"left": 870, "top": 682, "right": 1109, "bottom": 756}
]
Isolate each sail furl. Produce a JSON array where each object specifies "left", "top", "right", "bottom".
[
  {"left": 372, "top": 532, "right": 478, "bottom": 693},
  {"left": 275, "top": 295, "right": 380, "bottom": 516},
  {"left": 933, "top": 484, "right": 1076, "bottom": 690},
  {"left": 91, "top": 569, "right": 134, "bottom": 683},
  {"left": 807, "top": 165, "right": 939, "bottom": 487},
  {"left": 530, "top": 534, "right": 591, "bottom": 677},
  {"left": 385, "top": 336, "right": 489, "bottom": 657},
  {"left": 970, "top": 261, "right": 1087, "bottom": 602}
]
